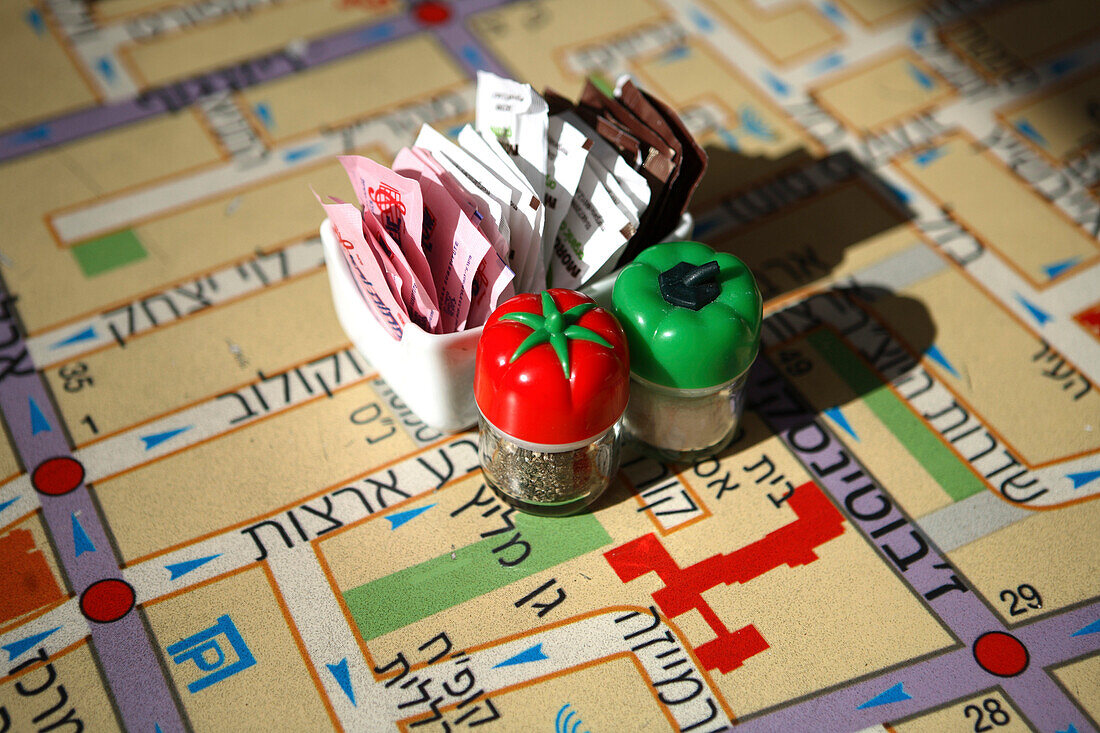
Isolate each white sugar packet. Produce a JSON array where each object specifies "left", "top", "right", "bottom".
[
  {"left": 475, "top": 71, "right": 548, "bottom": 203},
  {"left": 585, "top": 153, "right": 641, "bottom": 237},
  {"left": 415, "top": 125, "right": 513, "bottom": 258},
  {"left": 416, "top": 124, "right": 539, "bottom": 297},
  {"left": 457, "top": 125, "right": 546, "bottom": 293},
  {"left": 404, "top": 146, "right": 510, "bottom": 261},
  {"left": 547, "top": 165, "right": 634, "bottom": 290},
  {"left": 555, "top": 109, "right": 651, "bottom": 212},
  {"left": 543, "top": 117, "right": 591, "bottom": 258}
]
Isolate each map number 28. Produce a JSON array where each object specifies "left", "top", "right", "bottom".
[
  {"left": 999, "top": 584, "right": 1042, "bottom": 616},
  {"left": 963, "top": 697, "right": 1011, "bottom": 731}
]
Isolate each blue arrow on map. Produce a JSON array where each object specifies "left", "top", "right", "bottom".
[
  {"left": 925, "top": 344, "right": 959, "bottom": 378},
  {"left": 914, "top": 147, "right": 944, "bottom": 166},
  {"left": 824, "top": 406, "right": 858, "bottom": 441},
  {"left": 166, "top": 553, "right": 221, "bottom": 580},
  {"left": 493, "top": 643, "right": 548, "bottom": 668},
  {"left": 358, "top": 21, "right": 395, "bottom": 43},
  {"left": 856, "top": 682, "right": 911, "bottom": 709},
  {"left": 907, "top": 63, "right": 935, "bottom": 90},
  {"left": 140, "top": 426, "right": 192, "bottom": 451},
  {"left": 385, "top": 504, "right": 435, "bottom": 530},
  {"left": 1067, "top": 470, "right": 1100, "bottom": 490},
  {"left": 888, "top": 184, "right": 911, "bottom": 204},
  {"left": 1049, "top": 55, "right": 1080, "bottom": 78},
  {"left": 763, "top": 71, "right": 790, "bottom": 97},
  {"left": 13, "top": 125, "right": 51, "bottom": 145},
  {"left": 72, "top": 513, "right": 96, "bottom": 557},
  {"left": 909, "top": 25, "right": 926, "bottom": 46},
  {"left": 740, "top": 106, "right": 777, "bottom": 142},
  {"left": 812, "top": 53, "right": 845, "bottom": 73},
  {"left": 660, "top": 45, "right": 690, "bottom": 64},
  {"left": 688, "top": 8, "right": 713, "bottom": 32},
  {"left": 96, "top": 57, "right": 116, "bottom": 82},
  {"left": 0, "top": 497, "right": 18, "bottom": 516},
  {"left": 1056, "top": 725, "right": 1079, "bottom": 733},
  {"left": 1071, "top": 618, "right": 1100, "bottom": 637},
  {"left": 25, "top": 8, "right": 45, "bottom": 34},
  {"left": 1014, "top": 119, "right": 1048, "bottom": 148},
  {"left": 29, "top": 396, "right": 51, "bottom": 435},
  {"left": 460, "top": 44, "right": 488, "bottom": 70},
  {"left": 1015, "top": 293, "right": 1051, "bottom": 326},
  {"left": 253, "top": 102, "right": 274, "bottom": 130},
  {"left": 3, "top": 626, "right": 61, "bottom": 661},
  {"left": 327, "top": 659, "right": 356, "bottom": 706},
  {"left": 1043, "top": 257, "right": 1081, "bottom": 280},
  {"left": 820, "top": 1, "right": 845, "bottom": 23},
  {"left": 283, "top": 144, "right": 321, "bottom": 164},
  {"left": 51, "top": 325, "right": 98, "bottom": 349}
]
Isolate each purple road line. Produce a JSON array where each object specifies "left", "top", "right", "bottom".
[
  {"left": 0, "top": 0, "right": 521, "bottom": 164},
  {"left": 1017, "top": 601, "right": 1100, "bottom": 664},
  {"left": 0, "top": 99, "right": 161, "bottom": 162},
  {"left": 433, "top": 17, "right": 511, "bottom": 78},
  {"left": 1009, "top": 601, "right": 1100, "bottom": 731},
  {"left": 0, "top": 13, "right": 422, "bottom": 163},
  {"left": 0, "top": 297, "right": 186, "bottom": 731},
  {"left": 739, "top": 355, "right": 1097, "bottom": 731},
  {"left": 735, "top": 647, "right": 978, "bottom": 732},
  {"left": 733, "top": 600, "right": 1100, "bottom": 732}
]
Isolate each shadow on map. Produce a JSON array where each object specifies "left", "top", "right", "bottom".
[
  {"left": 590, "top": 279, "right": 939, "bottom": 516},
  {"left": 590, "top": 145, "right": 940, "bottom": 514}
]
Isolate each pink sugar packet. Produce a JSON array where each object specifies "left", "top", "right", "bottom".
[
  {"left": 397, "top": 159, "right": 487, "bottom": 331},
  {"left": 401, "top": 147, "right": 510, "bottom": 261},
  {"left": 395, "top": 147, "right": 516, "bottom": 330},
  {"left": 360, "top": 204, "right": 441, "bottom": 334},
  {"left": 338, "top": 155, "right": 438, "bottom": 309},
  {"left": 316, "top": 195, "right": 408, "bottom": 341}
]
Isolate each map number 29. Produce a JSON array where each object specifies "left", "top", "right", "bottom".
[{"left": 999, "top": 584, "right": 1042, "bottom": 616}]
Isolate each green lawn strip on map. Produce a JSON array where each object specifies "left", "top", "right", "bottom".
[
  {"left": 344, "top": 509, "right": 612, "bottom": 641},
  {"left": 806, "top": 329, "right": 986, "bottom": 502},
  {"left": 71, "top": 228, "right": 148, "bottom": 277}
]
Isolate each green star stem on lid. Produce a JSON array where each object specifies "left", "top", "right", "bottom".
[{"left": 501, "top": 291, "right": 613, "bottom": 376}]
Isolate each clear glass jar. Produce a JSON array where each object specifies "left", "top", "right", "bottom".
[
  {"left": 478, "top": 414, "right": 622, "bottom": 516},
  {"left": 624, "top": 370, "right": 748, "bottom": 463}
]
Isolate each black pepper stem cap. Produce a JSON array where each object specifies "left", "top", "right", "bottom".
[{"left": 658, "top": 260, "right": 721, "bottom": 311}]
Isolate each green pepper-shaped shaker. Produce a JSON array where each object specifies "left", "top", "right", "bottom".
[{"left": 611, "top": 241, "right": 762, "bottom": 462}]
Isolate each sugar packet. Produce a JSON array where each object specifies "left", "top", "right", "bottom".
[
  {"left": 316, "top": 195, "right": 408, "bottom": 340},
  {"left": 475, "top": 70, "right": 549, "bottom": 202}
]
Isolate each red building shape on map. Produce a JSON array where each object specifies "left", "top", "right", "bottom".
[{"left": 605, "top": 481, "right": 845, "bottom": 673}]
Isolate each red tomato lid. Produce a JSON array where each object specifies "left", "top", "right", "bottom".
[{"left": 475, "top": 289, "right": 630, "bottom": 445}]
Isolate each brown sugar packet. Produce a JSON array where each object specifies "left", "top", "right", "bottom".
[
  {"left": 614, "top": 80, "right": 689, "bottom": 257},
  {"left": 579, "top": 80, "right": 677, "bottom": 187},
  {"left": 592, "top": 115, "right": 645, "bottom": 173},
  {"left": 638, "top": 86, "right": 706, "bottom": 216},
  {"left": 578, "top": 80, "right": 678, "bottom": 251},
  {"left": 617, "top": 82, "right": 708, "bottom": 264}
]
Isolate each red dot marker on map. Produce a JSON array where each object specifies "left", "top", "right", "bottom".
[
  {"left": 973, "top": 631, "right": 1029, "bottom": 677},
  {"left": 32, "top": 456, "right": 85, "bottom": 496},
  {"left": 80, "top": 579, "right": 136, "bottom": 623},
  {"left": 414, "top": 1, "right": 451, "bottom": 24}
]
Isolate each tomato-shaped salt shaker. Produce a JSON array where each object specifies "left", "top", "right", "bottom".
[
  {"left": 612, "top": 241, "right": 762, "bottom": 463},
  {"left": 474, "top": 289, "right": 630, "bottom": 516}
]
